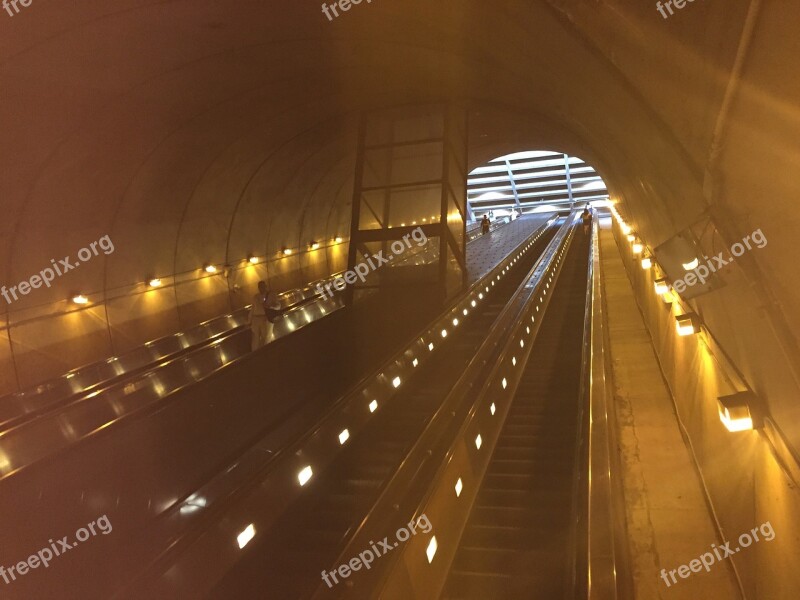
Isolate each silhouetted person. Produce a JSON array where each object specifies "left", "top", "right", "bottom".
[
  {"left": 481, "top": 215, "right": 490, "bottom": 235},
  {"left": 581, "top": 207, "right": 592, "bottom": 234},
  {"left": 250, "top": 280, "right": 281, "bottom": 351}
]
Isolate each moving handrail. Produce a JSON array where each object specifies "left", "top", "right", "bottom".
[
  {"left": 0, "top": 289, "right": 345, "bottom": 482},
  {"left": 0, "top": 277, "right": 335, "bottom": 429},
  {"left": 116, "top": 217, "right": 559, "bottom": 598},
  {"left": 312, "top": 215, "right": 580, "bottom": 599},
  {"left": 586, "top": 215, "right": 633, "bottom": 600}
]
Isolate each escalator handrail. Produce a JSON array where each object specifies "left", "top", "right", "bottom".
[
  {"left": 320, "top": 216, "right": 580, "bottom": 599},
  {"left": 118, "top": 216, "right": 559, "bottom": 596}
]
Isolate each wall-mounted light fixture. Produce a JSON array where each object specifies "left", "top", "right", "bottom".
[
  {"left": 310, "top": 242, "right": 320, "bottom": 250},
  {"left": 248, "top": 255, "right": 259, "bottom": 265},
  {"left": 334, "top": 236, "right": 343, "bottom": 244},
  {"left": 654, "top": 278, "right": 669, "bottom": 295},
  {"left": 148, "top": 278, "right": 162, "bottom": 288},
  {"left": 72, "top": 294, "right": 89, "bottom": 305},
  {"left": 675, "top": 313, "right": 702, "bottom": 336},
  {"left": 632, "top": 242, "right": 644, "bottom": 255},
  {"left": 282, "top": 248, "right": 292, "bottom": 256},
  {"left": 717, "top": 391, "right": 758, "bottom": 432},
  {"left": 204, "top": 264, "right": 217, "bottom": 274},
  {"left": 641, "top": 256, "right": 653, "bottom": 270}
]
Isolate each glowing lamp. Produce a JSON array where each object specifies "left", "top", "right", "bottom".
[
  {"left": 631, "top": 242, "right": 644, "bottom": 255},
  {"left": 675, "top": 313, "right": 702, "bottom": 336},
  {"left": 717, "top": 392, "right": 757, "bottom": 432},
  {"left": 641, "top": 256, "right": 652, "bottom": 270},
  {"left": 282, "top": 248, "right": 292, "bottom": 256},
  {"left": 310, "top": 242, "right": 320, "bottom": 250},
  {"left": 682, "top": 258, "right": 699, "bottom": 270},
  {"left": 148, "top": 278, "right": 162, "bottom": 288},
  {"left": 654, "top": 278, "right": 669, "bottom": 295},
  {"left": 204, "top": 264, "right": 217, "bottom": 273},
  {"left": 72, "top": 294, "right": 89, "bottom": 305},
  {"left": 248, "top": 256, "right": 259, "bottom": 264}
]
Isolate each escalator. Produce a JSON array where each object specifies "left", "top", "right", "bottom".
[
  {"left": 206, "top": 227, "right": 562, "bottom": 599},
  {"left": 441, "top": 229, "right": 590, "bottom": 599}
]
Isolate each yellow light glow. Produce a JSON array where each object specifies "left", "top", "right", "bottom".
[
  {"left": 441, "top": 329, "right": 447, "bottom": 338},
  {"left": 676, "top": 314, "right": 701, "bottom": 336},
  {"left": 641, "top": 257, "right": 652, "bottom": 269},
  {"left": 426, "top": 536, "right": 438, "bottom": 563},
  {"left": 369, "top": 400, "right": 378, "bottom": 413},
  {"left": 654, "top": 278, "right": 670, "bottom": 295},
  {"left": 632, "top": 243, "right": 644, "bottom": 255},
  {"left": 237, "top": 524, "right": 256, "bottom": 549},
  {"left": 148, "top": 278, "right": 162, "bottom": 288},
  {"left": 412, "top": 358, "right": 418, "bottom": 367},
  {"left": 339, "top": 429, "right": 350, "bottom": 445},
  {"left": 455, "top": 478, "right": 463, "bottom": 497},
  {"left": 428, "top": 343, "right": 434, "bottom": 351},
  {"left": 475, "top": 434, "right": 482, "bottom": 449},
  {"left": 72, "top": 295, "right": 89, "bottom": 305},
  {"left": 298, "top": 466, "right": 313, "bottom": 486},
  {"left": 310, "top": 242, "right": 320, "bottom": 250},
  {"left": 683, "top": 258, "right": 699, "bottom": 270},
  {"left": 392, "top": 376, "right": 401, "bottom": 388},
  {"left": 204, "top": 265, "right": 217, "bottom": 273},
  {"left": 490, "top": 402, "right": 496, "bottom": 415},
  {"left": 334, "top": 236, "right": 343, "bottom": 244},
  {"left": 283, "top": 248, "right": 292, "bottom": 256},
  {"left": 626, "top": 234, "right": 635, "bottom": 242},
  {"left": 719, "top": 406, "right": 753, "bottom": 432},
  {"left": 248, "top": 256, "right": 259, "bottom": 264}
]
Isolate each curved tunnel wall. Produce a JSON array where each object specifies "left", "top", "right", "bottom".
[{"left": 1, "top": 2, "right": 799, "bottom": 462}]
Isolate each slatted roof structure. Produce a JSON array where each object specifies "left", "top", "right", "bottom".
[{"left": 467, "top": 151, "right": 608, "bottom": 219}]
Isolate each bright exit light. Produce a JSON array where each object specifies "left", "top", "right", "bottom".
[
  {"left": 455, "top": 478, "right": 463, "bottom": 497},
  {"left": 426, "top": 536, "right": 438, "bottom": 563},
  {"left": 72, "top": 295, "right": 89, "bottom": 305},
  {"left": 369, "top": 400, "right": 378, "bottom": 413},
  {"left": 339, "top": 429, "right": 350, "bottom": 445},
  {"left": 237, "top": 524, "right": 256, "bottom": 549},
  {"left": 298, "top": 466, "right": 313, "bottom": 486},
  {"left": 392, "top": 376, "right": 401, "bottom": 388}
]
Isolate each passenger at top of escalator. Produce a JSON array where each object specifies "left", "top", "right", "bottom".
[
  {"left": 581, "top": 207, "right": 592, "bottom": 234},
  {"left": 481, "top": 215, "right": 490, "bottom": 235}
]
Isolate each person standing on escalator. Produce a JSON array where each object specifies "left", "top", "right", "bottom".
[
  {"left": 481, "top": 214, "right": 490, "bottom": 235},
  {"left": 250, "top": 280, "right": 282, "bottom": 351},
  {"left": 581, "top": 207, "right": 592, "bottom": 235}
]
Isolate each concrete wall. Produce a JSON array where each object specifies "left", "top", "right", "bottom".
[{"left": 611, "top": 218, "right": 800, "bottom": 600}]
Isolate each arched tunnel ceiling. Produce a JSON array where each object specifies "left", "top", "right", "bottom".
[{"left": 1, "top": 1, "right": 799, "bottom": 374}]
